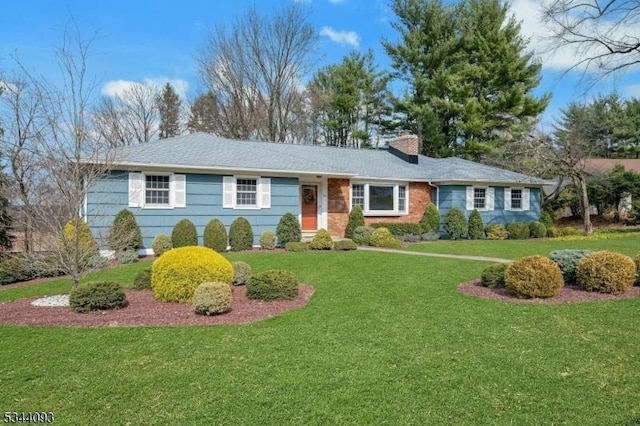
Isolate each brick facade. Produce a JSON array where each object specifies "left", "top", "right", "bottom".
[{"left": 327, "top": 179, "right": 433, "bottom": 237}]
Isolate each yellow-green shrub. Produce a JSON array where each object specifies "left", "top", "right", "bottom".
[
  {"left": 61, "top": 218, "right": 99, "bottom": 258},
  {"left": 310, "top": 228, "right": 333, "bottom": 250},
  {"left": 634, "top": 254, "right": 640, "bottom": 286},
  {"left": 232, "top": 261, "right": 252, "bottom": 286},
  {"left": 152, "top": 234, "right": 172, "bottom": 256},
  {"left": 192, "top": 282, "right": 232, "bottom": 315},
  {"left": 576, "top": 251, "right": 636, "bottom": 294},
  {"left": 504, "top": 255, "right": 564, "bottom": 299},
  {"left": 151, "top": 246, "right": 233, "bottom": 302},
  {"left": 369, "top": 227, "right": 402, "bottom": 249}
]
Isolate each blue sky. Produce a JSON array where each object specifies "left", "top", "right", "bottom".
[{"left": 1, "top": 0, "right": 638, "bottom": 130}]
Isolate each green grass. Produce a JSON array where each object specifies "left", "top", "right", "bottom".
[
  {"left": 407, "top": 235, "right": 640, "bottom": 259},
  {"left": 1, "top": 250, "right": 640, "bottom": 424}
]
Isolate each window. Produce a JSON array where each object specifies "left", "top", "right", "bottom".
[
  {"left": 351, "top": 182, "right": 408, "bottom": 215},
  {"left": 145, "top": 175, "right": 170, "bottom": 206},
  {"left": 473, "top": 188, "right": 486, "bottom": 209},
  {"left": 511, "top": 188, "right": 522, "bottom": 210},
  {"left": 236, "top": 178, "right": 257, "bottom": 207},
  {"left": 466, "top": 186, "right": 494, "bottom": 211},
  {"left": 128, "top": 173, "right": 186, "bottom": 209},
  {"left": 223, "top": 176, "right": 271, "bottom": 209}
]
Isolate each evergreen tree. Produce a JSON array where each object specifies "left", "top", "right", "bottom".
[
  {"left": 384, "top": 0, "right": 549, "bottom": 160},
  {"left": 0, "top": 167, "right": 14, "bottom": 256},
  {"left": 187, "top": 92, "right": 218, "bottom": 134},
  {"left": 157, "top": 83, "right": 182, "bottom": 139}
]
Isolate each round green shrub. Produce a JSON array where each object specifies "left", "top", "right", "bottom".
[
  {"left": 634, "top": 254, "right": 640, "bottom": 286},
  {"left": 369, "top": 227, "right": 402, "bottom": 249},
  {"left": 276, "top": 213, "right": 301, "bottom": 246},
  {"left": 352, "top": 226, "right": 374, "bottom": 245},
  {"left": 247, "top": 269, "right": 298, "bottom": 301},
  {"left": 444, "top": 208, "right": 467, "bottom": 240},
  {"left": 259, "top": 230, "right": 276, "bottom": 250},
  {"left": 69, "top": 281, "right": 128, "bottom": 313},
  {"left": 467, "top": 209, "right": 484, "bottom": 240},
  {"left": 285, "top": 242, "right": 309, "bottom": 252},
  {"left": 528, "top": 221, "right": 547, "bottom": 238},
  {"left": 108, "top": 209, "right": 142, "bottom": 253},
  {"left": 549, "top": 249, "right": 593, "bottom": 286},
  {"left": 171, "top": 219, "right": 198, "bottom": 248},
  {"left": 504, "top": 255, "right": 564, "bottom": 299},
  {"left": 310, "top": 228, "right": 333, "bottom": 250},
  {"left": 192, "top": 281, "right": 232, "bottom": 315},
  {"left": 421, "top": 203, "right": 441, "bottom": 234},
  {"left": 133, "top": 267, "right": 152, "bottom": 290},
  {"left": 232, "top": 261, "right": 252, "bottom": 286},
  {"left": 346, "top": 205, "right": 365, "bottom": 238},
  {"left": 229, "top": 217, "right": 254, "bottom": 251},
  {"left": 152, "top": 234, "right": 172, "bottom": 257},
  {"left": 333, "top": 239, "right": 357, "bottom": 251},
  {"left": 540, "top": 210, "right": 554, "bottom": 229},
  {"left": 505, "top": 222, "right": 530, "bottom": 240},
  {"left": 576, "top": 251, "right": 637, "bottom": 294},
  {"left": 546, "top": 226, "right": 561, "bottom": 238},
  {"left": 481, "top": 263, "right": 508, "bottom": 288},
  {"left": 203, "top": 219, "right": 227, "bottom": 252},
  {"left": 151, "top": 246, "right": 233, "bottom": 302},
  {"left": 485, "top": 224, "right": 508, "bottom": 240}
]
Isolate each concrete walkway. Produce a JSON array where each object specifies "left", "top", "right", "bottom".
[{"left": 357, "top": 246, "right": 512, "bottom": 264}]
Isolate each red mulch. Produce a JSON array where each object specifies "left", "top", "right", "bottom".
[
  {"left": 459, "top": 279, "right": 640, "bottom": 304},
  {"left": 0, "top": 285, "right": 314, "bottom": 328}
]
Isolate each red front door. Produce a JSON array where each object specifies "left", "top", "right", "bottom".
[{"left": 301, "top": 185, "right": 318, "bottom": 231}]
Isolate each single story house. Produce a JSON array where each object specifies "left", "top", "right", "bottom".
[{"left": 85, "top": 133, "right": 547, "bottom": 254}]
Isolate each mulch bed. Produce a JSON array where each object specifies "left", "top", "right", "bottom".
[
  {"left": 0, "top": 285, "right": 314, "bottom": 328},
  {"left": 459, "top": 279, "right": 640, "bottom": 304}
]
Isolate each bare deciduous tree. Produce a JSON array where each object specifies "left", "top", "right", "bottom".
[
  {"left": 197, "top": 3, "right": 317, "bottom": 142},
  {"left": 541, "top": 0, "right": 640, "bottom": 80}
]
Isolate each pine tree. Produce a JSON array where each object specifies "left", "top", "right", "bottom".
[
  {"left": 384, "top": 0, "right": 549, "bottom": 160},
  {"left": 0, "top": 169, "right": 14, "bottom": 255},
  {"left": 157, "top": 83, "right": 182, "bottom": 139},
  {"left": 187, "top": 92, "right": 218, "bottom": 134}
]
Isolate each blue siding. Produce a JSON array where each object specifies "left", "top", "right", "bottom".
[
  {"left": 437, "top": 185, "right": 541, "bottom": 230},
  {"left": 87, "top": 171, "right": 300, "bottom": 249}
]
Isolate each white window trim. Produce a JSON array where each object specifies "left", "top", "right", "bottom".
[
  {"left": 350, "top": 181, "right": 409, "bottom": 216},
  {"left": 466, "top": 186, "right": 494, "bottom": 211},
  {"left": 223, "top": 176, "right": 271, "bottom": 210},
  {"left": 505, "top": 187, "right": 530, "bottom": 211},
  {"left": 128, "top": 172, "right": 186, "bottom": 209}
]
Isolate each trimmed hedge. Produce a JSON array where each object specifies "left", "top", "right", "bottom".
[
  {"left": 421, "top": 203, "right": 441, "bottom": 234},
  {"left": 467, "top": 209, "right": 484, "bottom": 240},
  {"left": 504, "top": 255, "right": 564, "bottom": 299},
  {"left": 635, "top": 254, "right": 640, "bottom": 286},
  {"left": 192, "top": 282, "right": 232, "bottom": 315},
  {"left": 505, "top": 222, "right": 530, "bottom": 240},
  {"left": 352, "top": 226, "right": 374, "bottom": 246},
  {"left": 108, "top": 209, "right": 143, "bottom": 253},
  {"left": 576, "top": 251, "right": 636, "bottom": 294},
  {"left": 485, "top": 224, "right": 508, "bottom": 240},
  {"left": 69, "top": 281, "right": 128, "bottom": 313},
  {"left": 172, "top": 219, "right": 198, "bottom": 248},
  {"left": 346, "top": 206, "right": 364, "bottom": 238},
  {"left": 152, "top": 234, "right": 172, "bottom": 257},
  {"left": 310, "top": 229, "right": 333, "bottom": 250},
  {"left": 203, "top": 219, "right": 227, "bottom": 252},
  {"left": 371, "top": 222, "right": 423, "bottom": 236},
  {"left": 229, "top": 217, "right": 254, "bottom": 251},
  {"left": 276, "top": 213, "right": 301, "bottom": 246},
  {"left": 259, "top": 230, "right": 276, "bottom": 250},
  {"left": 444, "top": 208, "right": 467, "bottom": 240},
  {"left": 247, "top": 270, "right": 299, "bottom": 301},
  {"left": 151, "top": 246, "right": 233, "bottom": 303},
  {"left": 529, "top": 221, "right": 547, "bottom": 238},
  {"left": 232, "top": 261, "right": 252, "bottom": 286},
  {"left": 369, "top": 227, "right": 402, "bottom": 249},
  {"left": 133, "top": 267, "right": 152, "bottom": 290},
  {"left": 285, "top": 242, "right": 309, "bottom": 252},
  {"left": 333, "top": 239, "right": 357, "bottom": 251}
]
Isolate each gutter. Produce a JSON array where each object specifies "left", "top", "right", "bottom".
[{"left": 428, "top": 181, "right": 440, "bottom": 209}]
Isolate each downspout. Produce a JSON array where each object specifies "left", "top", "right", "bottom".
[{"left": 428, "top": 181, "right": 439, "bottom": 209}]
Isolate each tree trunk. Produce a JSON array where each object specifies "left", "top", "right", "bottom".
[{"left": 573, "top": 174, "right": 593, "bottom": 235}]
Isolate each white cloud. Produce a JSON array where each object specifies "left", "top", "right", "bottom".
[
  {"left": 101, "top": 78, "right": 189, "bottom": 100},
  {"left": 319, "top": 26, "right": 360, "bottom": 48}
]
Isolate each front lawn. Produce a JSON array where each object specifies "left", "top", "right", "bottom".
[
  {"left": 1, "top": 250, "right": 639, "bottom": 425},
  {"left": 406, "top": 234, "right": 640, "bottom": 259}
]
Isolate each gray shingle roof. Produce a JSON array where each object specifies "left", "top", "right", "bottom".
[{"left": 113, "top": 133, "right": 546, "bottom": 185}]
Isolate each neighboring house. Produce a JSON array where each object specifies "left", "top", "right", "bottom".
[
  {"left": 85, "top": 133, "right": 547, "bottom": 254},
  {"left": 585, "top": 158, "right": 640, "bottom": 214}
]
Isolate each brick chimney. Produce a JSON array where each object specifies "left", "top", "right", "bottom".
[{"left": 388, "top": 133, "right": 420, "bottom": 164}]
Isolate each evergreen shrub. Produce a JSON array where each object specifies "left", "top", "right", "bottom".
[
  {"left": 151, "top": 246, "right": 233, "bottom": 303},
  {"left": 352, "top": 226, "right": 374, "bottom": 245},
  {"left": 540, "top": 211, "right": 554, "bottom": 229},
  {"left": 247, "top": 270, "right": 298, "bottom": 301},
  {"left": 485, "top": 224, "right": 508, "bottom": 240},
  {"left": 576, "top": 251, "right": 636, "bottom": 294},
  {"left": 276, "top": 213, "right": 301, "bottom": 246},
  {"left": 333, "top": 239, "right": 357, "bottom": 250},
  {"left": 421, "top": 203, "right": 441, "bottom": 234},
  {"left": 232, "top": 261, "right": 252, "bottom": 286},
  {"left": 171, "top": 219, "right": 198, "bottom": 248},
  {"left": 192, "top": 282, "right": 232, "bottom": 315},
  {"left": 285, "top": 242, "right": 309, "bottom": 252},
  {"left": 634, "top": 254, "right": 640, "bottom": 286},
  {"left": 229, "top": 217, "right": 254, "bottom": 251},
  {"left": 369, "top": 227, "right": 402, "bottom": 249},
  {"left": 69, "top": 281, "right": 128, "bottom": 313},
  {"left": 481, "top": 263, "right": 508, "bottom": 288},
  {"left": 505, "top": 222, "right": 530, "bottom": 240},
  {"left": 504, "top": 255, "right": 564, "bottom": 299},
  {"left": 549, "top": 249, "right": 593, "bottom": 286},
  {"left": 346, "top": 206, "right": 364, "bottom": 238},
  {"left": 133, "top": 267, "right": 152, "bottom": 290},
  {"left": 108, "top": 209, "right": 143, "bottom": 253},
  {"left": 529, "top": 221, "right": 547, "bottom": 238},
  {"left": 310, "top": 229, "right": 333, "bottom": 250},
  {"left": 259, "top": 230, "right": 276, "bottom": 250},
  {"left": 444, "top": 208, "right": 467, "bottom": 240},
  {"left": 152, "top": 234, "right": 172, "bottom": 256},
  {"left": 203, "top": 219, "right": 227, "bottom": 252},
  {"left": 467, "top": 209, "right": 484, "bottom": 240}
]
